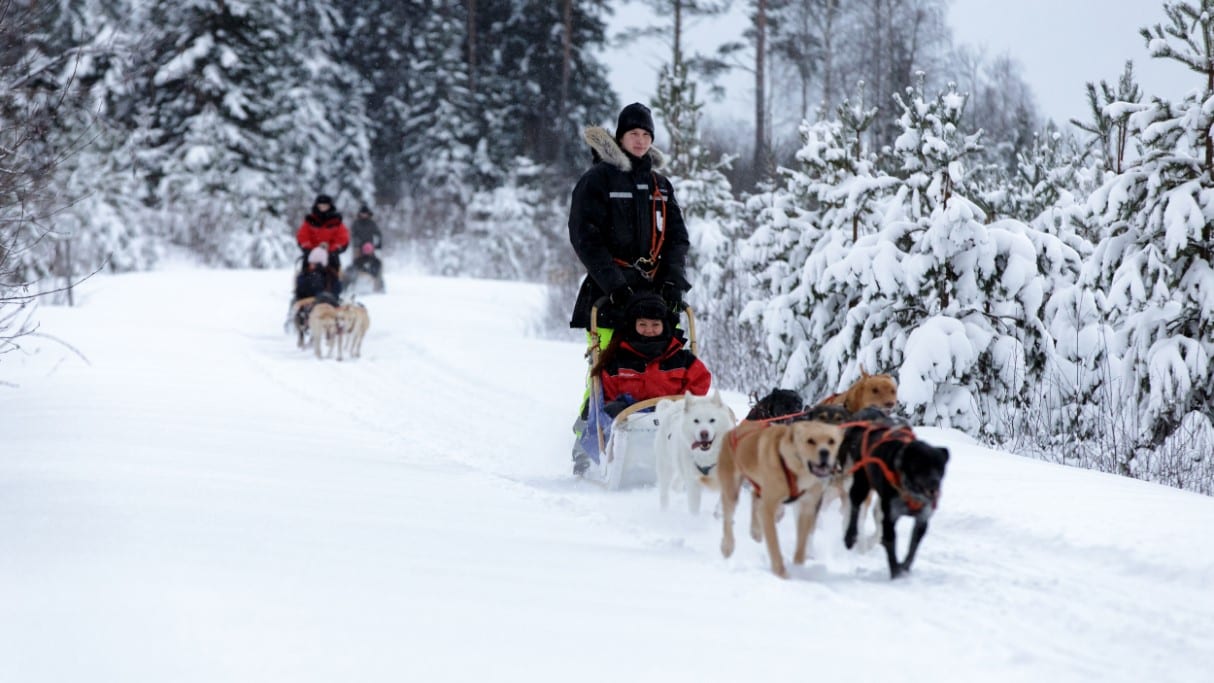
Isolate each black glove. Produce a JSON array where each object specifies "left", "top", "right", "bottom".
[
  {"left": 659, "top": 281, "right": 686, "bottom": 312},
  {"left": 608, "top": 285, "right": 634, "bottom": 307}
]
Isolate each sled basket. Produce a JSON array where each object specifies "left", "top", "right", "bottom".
[{"left": 579, "top": 297, "right": 697, "bottom": 490}]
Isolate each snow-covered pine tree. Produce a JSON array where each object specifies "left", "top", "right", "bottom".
[
  {"left": 985, "top": 127, "right": 1095, "bottom": 446},
  {"left": 116, "top": 0, "right": 349, "bottom": 266},
  {"left": 819, "top": 78, "right": 1064, "bottom": 438},
  {"left": 741, "top": 84, "right": 896, "bottom": 398},
  {"left": 1, "top": 0, "right": 67, "bottom": 331},
  {"left": 1069, "top": 61, "right": 1143, "bottom": 178},
  {"left": 398, "top": 1, "right": 477, "bottom": 240},
  {"left": 0, "top": 0, "right": 150, "bottom": 307},
  {"left": 335, "top": 0, "right": 419, "bottom": 207},
  {"left": 453, "top": 157, "right": 565, "bottom": 281},
  {"left": 1080, "top": 0, "right": 1214, "bottom": 478},
  {"left": 277, "top": 0, "right": 374, "bottom": 215},
  {"left": 48, "top": 0, "right": 158, "bottom": 279},
  {"left": 476, "top": 0, "right": 616, "bottom": 178}
]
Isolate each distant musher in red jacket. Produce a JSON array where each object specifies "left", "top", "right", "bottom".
[{"left": 296, "top": 194, "right": 350, "bottom": 272}]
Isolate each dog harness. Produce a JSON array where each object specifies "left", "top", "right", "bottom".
[
  {"left": 728, "top": 421, "right": 804, "bottom": 504},
  {"left": 841, "top": 422, "right": 932, "bottom": 512}
]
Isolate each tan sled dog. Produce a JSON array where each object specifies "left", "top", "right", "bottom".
[
  {"left": 717, "top": 420, "right": 844, "bottom": 578},
  {"left": 821, "top": 367, "right": 898, "bottom": 414},
  {"left": 338, "top": 302, "right": 370, "bottom": 359},
  {"left": 309, "top": 302, "right": 342, "bottom": 360}
]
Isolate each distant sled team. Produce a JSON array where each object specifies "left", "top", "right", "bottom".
[
  {"left": 284, "top": 194, "right": 383, "bottom": 361},
  {"left": 286, "top": 295, "right": 371, "bottom": 361}
]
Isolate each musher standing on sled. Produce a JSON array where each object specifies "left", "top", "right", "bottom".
[
  {"left": 567, "top": 102, "right": 692, "bottom": 474},
  {"left": 296, "top": 194, "right": 350, "bottom": 273}
]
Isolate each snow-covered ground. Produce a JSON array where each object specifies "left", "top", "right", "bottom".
[{"left": 3, "top": 261, "right": 1212, "bottom": 683}]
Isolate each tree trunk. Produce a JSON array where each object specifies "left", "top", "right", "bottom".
[
  {"left": 753, "top": 0, "right": 769, "bottom": 181},
  {"left": 821, "top": 0, "right": 838, "bottom": 112},
  {"left": 558, "top": 0, "right": 573, "bottom": 165},
  {"left": 64, "top": 238, "right": 74, "bottom": 307},
  {"left": 466, "top": 0, "right": 477, "bottom": 95},
  {"left": 1207, "top": 65, "right": 1213, "bottom": 181},
  {"left": 671, "top": 0, "right": 685, "bottom": 162}
]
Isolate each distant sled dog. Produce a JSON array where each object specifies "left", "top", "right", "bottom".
[
  {"left": 309, "top": 301, "right": 342, "bottom": 360},
  {"left": 287, "top": 296, "right": 316, "bottom": 349},
  {"left": 338, "top": 302, "right": 370, "bottom": 359},
  {"left": 654, "top": 391, "right": 737, "bottom": 514}
]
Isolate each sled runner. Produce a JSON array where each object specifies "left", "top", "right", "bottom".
[{"left": 579, "top": 298, "right": 698, "bottom": 490}]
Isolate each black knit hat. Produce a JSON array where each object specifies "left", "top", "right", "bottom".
[
  {"left": 615, "top": 102, "right": 655, "bottom": 141},
  {"left": 625, "top": 291, "right": 669, "bottom": 323},
  {"left": 358, "top": 204, "right": 372, "bottom": 215},
  {"left": 315, "top": 194, "right": 333, "bottom": 206}
]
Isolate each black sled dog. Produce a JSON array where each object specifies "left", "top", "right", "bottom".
[{"left": 840, "top": 419, "right": 949, "bottom": 579}]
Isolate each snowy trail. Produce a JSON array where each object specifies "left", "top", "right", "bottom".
[{"left": 2, "top": 263, "right": 1213, "bottom": 682}]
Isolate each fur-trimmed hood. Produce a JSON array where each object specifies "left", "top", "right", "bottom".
[{"left": 583, "top": 126, "right": 666, "bottom": 173}]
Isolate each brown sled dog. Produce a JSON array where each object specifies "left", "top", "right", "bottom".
[
  {"left": 821, "top": 367, "right": 898, "bottom": 414},
  {"left": 717, "top": 419, "right": 844, "bottom": 578}
]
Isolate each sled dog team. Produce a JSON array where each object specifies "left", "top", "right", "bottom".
[
  {"left": 287, "top": 296, "right": 371, "bottom": 361},
  {"left": 652, "top": 370, "right": 949, "bottom": 580}
]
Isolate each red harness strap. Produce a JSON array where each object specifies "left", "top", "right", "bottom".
[
  {"left": 612, "top": 173, "right": 668, "bottom": 281},
  {"left": 842, "top": 422, "right": 924, "bottom": 511},
  {"left": 745, "top": 456, "right": 803, "bottom": 504}
]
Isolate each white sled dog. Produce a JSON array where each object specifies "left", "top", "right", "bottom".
[{"left": 654, "top": 390, "right": 737, "bottom": 514}]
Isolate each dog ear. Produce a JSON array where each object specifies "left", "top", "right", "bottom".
[
  {"left": 938, "top": 447, "right": 950, "bottom": 464},
  {"left": 859, "top": 363, "right": 869, "bottom": 378}
]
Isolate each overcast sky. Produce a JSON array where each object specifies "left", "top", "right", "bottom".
[{"left": 602, "top": 0, "right": 1197, "bottom": 132}]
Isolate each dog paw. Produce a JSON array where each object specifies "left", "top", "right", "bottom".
[{"left": 772, "top": 565, "right": 789, "bottom": 579}]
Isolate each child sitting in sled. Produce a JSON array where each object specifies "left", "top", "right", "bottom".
[
  {"left": 295, "top": 246, "right": 343, "bottom": 301},
  {"left": 573, "top": 291, "right": 711, "bottom": 474}
]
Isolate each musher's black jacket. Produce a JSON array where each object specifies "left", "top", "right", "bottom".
[{"left": 567, "top": 127, "right": 690, "bottom": 329}]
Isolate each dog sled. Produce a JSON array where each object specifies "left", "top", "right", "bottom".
[
  {"left": 578, "top": 298, "right": 698, "bottom": 490},
  {"left": 342, "top": 244, "right": 385, "bottom": 295}
]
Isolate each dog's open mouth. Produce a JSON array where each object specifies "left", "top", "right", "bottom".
[
  {"left": 691, "top": 439, "right": 714, "bottom": 451},
  {"left": 809, "top": 463, "right": 834, "bottom": 478}
]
